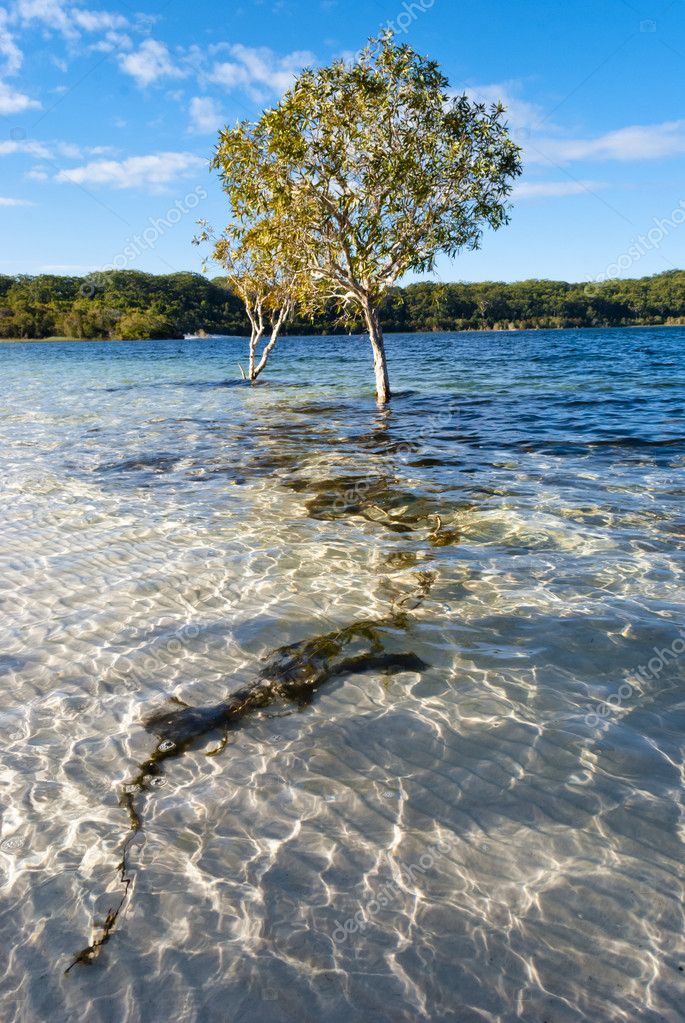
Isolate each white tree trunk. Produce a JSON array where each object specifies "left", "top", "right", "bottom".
[
  {"left": 248, "top": 331, "right": 260, "bottom": 381},
  {"left": 363, "top": 301, "right": 391, "bottom": 404},
  {"left": 253, "top": 330, "right": 279, "bottom": 379},
  {"left": 245, "top": 298, "right": 264, "bottom": 382},
  {"left": 253, "top": 303, "right": 291, "bottom": 380}
]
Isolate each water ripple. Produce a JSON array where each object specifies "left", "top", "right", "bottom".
[{"left": 0, "top": 329, "right": 684, "bottom": 1021}]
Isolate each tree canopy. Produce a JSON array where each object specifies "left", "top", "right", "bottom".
[{"left": 210, "top": 33, "right": 523, "bottom": 401}]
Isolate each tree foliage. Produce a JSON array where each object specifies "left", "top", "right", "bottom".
[
  {"left": 263, "top": 35, "right": 522, "bottom": 293},
  {"left": 196, "top": 212, "right": 302, "bottom": 380},
  {"left": 209, "top": 33, "right": 522, "bottom": 400}
]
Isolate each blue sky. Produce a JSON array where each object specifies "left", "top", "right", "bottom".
[{"left": 1, "top": 0, "right": 685, "bottom": 283}]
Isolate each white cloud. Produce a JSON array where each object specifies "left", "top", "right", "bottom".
[
  {"left": 14, "top": 0, "right": 72, "bottom": 35},
  {"left": 188, "top": 95, "right": 223, "bottom": 134},
  {"left": 461, "top": 81, "right": 548, "bottom": 136},
  {"left": 513, "top": 180, "right": 608, "bottom": 199},
  {"left": 71, "top": 9, "right": 127, "bottom": 32},
  {"left": 0, "top": 8, "right": 22, "bottom": 76},
  {"left": 0, "top": 195, "right": 34, "bottom": 205},
  {"left": 55, "top": 151, "right": 206, "bottom": 189},
  {"left": 90, "top": 30, "right": 132, "bottom": 54},
  {"left": 57, "top": 141, "right": 82, "bottom": 158},
  {"left": 30, "top": 150, "right": 112, "bottom": 176},
  {"left": 119, "top": 39, "right": 184, "bottom": 87},
  {"left": 0, "top": 6, "right": 39, "bottom": 112},
  {"left": 527, "top": 121, "right": 685, "bottom": 165},
  {"left": 0, "top": 80, "right": 40, "bottom": 113},
  {"left": 459, "top": 85, "right": 685, "bottom": 171},
  {"left": 0, "top": 138, "right": 52, "bottom": 157},
  {"left": 113, "top": 37, "right": 313, "bottom": 100},
  {"left": 209, "top": 45, "right": 314, "bottom": 100},
  {"left": 15, "top": 0, "right": 128, "bottom": 38},
  {"left": 0, "top": 139, "right": 115, "bottom": 160}
]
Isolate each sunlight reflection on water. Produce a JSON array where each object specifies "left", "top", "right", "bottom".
[{"left": 0, "top": 329, "right": 684, "bottom": 1022}]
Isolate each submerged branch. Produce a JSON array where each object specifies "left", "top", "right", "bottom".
[
  {"left": 66, "top": 586, "right": 433, "bottom": 972},
  {"left": 65, "top": 794, "right": 141, "bottom": 973}
]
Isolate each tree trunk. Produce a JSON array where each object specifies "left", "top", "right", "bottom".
[
  {"left": 253, "top": 330, "right": 279, "bottom": 380},
  {"left": 248, "top": 331, "right": 260, "bottom": 381},
  {"left": 363, "top": 300, "right": 391, "bottom": 404},
  {"left": 252, "top": 304, "right": 291, "bottom": 381}
]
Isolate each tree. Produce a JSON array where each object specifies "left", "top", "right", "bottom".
[
  {"left": 116, "top": 309, "right": 172, "bottom": 340},
  {"left": 197, "top": 218, "right": 299, "bottom": 381},
  {"left": 59, "top": 298, "right": 118, "bottom": 340},
  {"left": 212, "top": 33, "right": 522, "bottom": 403},
  {"left": 205, "top": 114, "right": 311, "bottom": 382}
]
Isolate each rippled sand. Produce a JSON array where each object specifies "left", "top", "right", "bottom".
[{"left": 0, "top": 329, "right": 684, "bottom": 1022}]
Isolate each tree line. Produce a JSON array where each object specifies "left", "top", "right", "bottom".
[{"left": 1, "top": 269, "right": 684, "bottom": 341}]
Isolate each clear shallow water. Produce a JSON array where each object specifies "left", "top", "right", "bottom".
[{"left": 0, "top": 328, "right": 684, "bottom": 1022}]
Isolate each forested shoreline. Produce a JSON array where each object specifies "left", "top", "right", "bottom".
[{"left": 1, "top": 269, "right": 684, "bottom": 340}]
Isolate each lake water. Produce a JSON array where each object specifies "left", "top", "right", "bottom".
[{"left": 0, "top": 328, "right": 684, "bottom": 1022}]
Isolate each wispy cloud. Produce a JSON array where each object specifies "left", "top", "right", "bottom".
[
  {"left": 0, "top": 80, "right": 40, "bottom": 113},
  {"left": 4, "top": 0, "right": 134, "bottom": 103},
  {"left": 188, "top": 95, "right": 223, "bottom": 134},
  {"left": 0, "top": 139, "right": 113, "bottom": 159},
  {"left": 0, "top": 5, "right": 40, "bottom": 111},
  {"left": 463, "top": 82, "right": 685, "bottom": 173},
  {"left": 527, "top": 121, "right": 685, "bottom": 165},
  {"left": 0, "top": 139, "right": 51, "bottom": 157},
  {"left": 0, "top": 7, "right": 22, "bottom": 76},
  {"left": 89, "top": 29, "right": 132, "bottom": 55},
  {"left": 14, "top": 0, "right": 73, "bottom": 35},
  {"left": 14, "top": 0, "right": 128, "bottom": 39},
  {"left": 460, "top": 81, "right": 549, "bottom": 137},
  {"left": 118, "top": 39, "right": 315, "bottom": 101},
  {"left": 71, "top": 9, "right": 128, "bottom": 33},
  {"left": 513, "top": 180, "right": 608, "bottom": 199},
  {"left": 119, "top": 39, "right": 185, "bottom": 87},
  {"left": 55, "top": 151, "right": 206, "bottom": 189},
  {"left": 0, "top": 195, "right": 35, "bottom": 205},
  {"left": 208, "top": 44, "right": 315, "bottom": 101}
]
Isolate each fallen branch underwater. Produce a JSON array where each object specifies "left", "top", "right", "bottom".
[{"left": 66, "top": 601, "right": 431, "bottom": 972}]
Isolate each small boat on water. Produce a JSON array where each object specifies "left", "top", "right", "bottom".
[{"left": 183, "top": 331, "right": 227, "bottom": 340}]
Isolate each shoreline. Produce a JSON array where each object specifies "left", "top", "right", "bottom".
[{"left": 2, "top": 321, "right": 684, "bottom": 346}]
